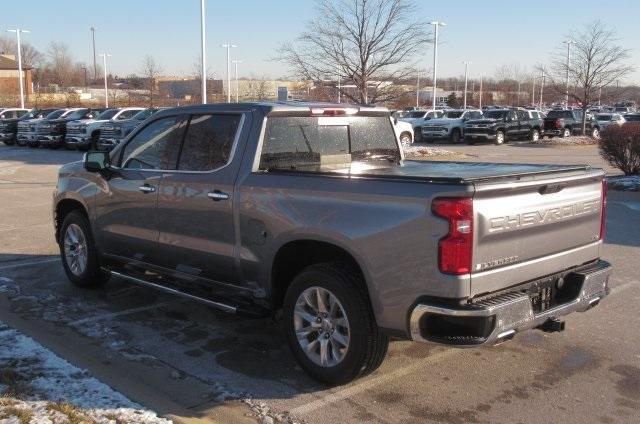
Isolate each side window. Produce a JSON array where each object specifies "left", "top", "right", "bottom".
[
  {"left": 120, "top": 116, "right": 185, "bottom": 170},
  {"left": 177, "top": 114, "right": 241, "bottom": 171},
  {"left": 118, "top": 110, "right": 137, "bottom": 120},
  {"left": 516, "top": 110, "right": 528, "bottom": 121}
]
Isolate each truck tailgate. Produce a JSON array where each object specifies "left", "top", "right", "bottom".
[{"left": 470, "top": 169, "right": 604, "bottom": 297}]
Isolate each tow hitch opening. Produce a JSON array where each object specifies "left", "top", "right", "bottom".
[{"left": 539, "top": 317, "right": 565, "bottom": 333}]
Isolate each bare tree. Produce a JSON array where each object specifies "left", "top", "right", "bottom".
[
  {"left": 543, "top": 20, "right": 633, "bottom": 133},
  {"left": 140, "top": 55, "right": 163, "bottom": 106},
  {"left": 46, "top": 42, "right": 76, "bottom": 87},
  {"left": 277, "top": 0, "right": 429, "bottom": 104},
  {"left": 0, "top": 35, "right": 44, "bottom": 69}
]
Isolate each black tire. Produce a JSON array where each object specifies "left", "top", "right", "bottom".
[
  {"left": 530, "top": 128, "right": 540, "bottom": 142},
  {"left": 283, "top": 262, "right": 389, "bottom": 385},
  {"left": 58, "top": 210, "right": 109, "bottom": 287},
  {"left": 451, "top": 129, "right": 461, "bottom": 144},
  {"left": 3, "top": 137, "right": 15, "bottom": 146},
  {"left": 465, "top": 137, "right": 475, "bottom": 145},
  {"left": 494, "top": 130, "right": 505, "bottom": 145},
  {"left": 16, "top": 138, "right": 27, "bottom": 147}
]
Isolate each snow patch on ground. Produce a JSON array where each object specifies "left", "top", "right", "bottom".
[
  {"left": 0, "top": 321, "right": 171, "bottom": 423},
  {"left": 403, "top": 144, "right": 463, "bottom": 158},
  {"left": 533, "top": 135, "right": 598, "bottom": 146},
  {"left": 607, "top": 175, "right": 640, "bottom": 191}
]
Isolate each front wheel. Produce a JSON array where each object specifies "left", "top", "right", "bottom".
[
  {"left": 59, "top": 211, "right": 109, "bottom": 287},
  {"left": 451, "top": 129, "right": 461, "bottom": 144},
  {"left": 591, "top": 128, "right": 600, "bottom": 139},
  {"left": 399, "top": 132, "right": 412, "bottom": 146},
  {"left": 3, "top": 138, "right": 15, "bottom": 146},
  {"left": 494, "top": 130, "right": 505, "bottom": 145},
  {"left": 530, "top": 129, "right": 540, "bottom": 142},
  {"left": 561, "top": 128, "right": 571, "bottom": 138},
  {"left": 283, "top": 262, "right": 389, "bottom": 385}
]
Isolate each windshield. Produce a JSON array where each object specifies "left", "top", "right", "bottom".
[
  {"left": 133, "top": 109, "right": 154, "bottom": 121},
  {"left": 443, "top": 111, "right": 464, "bottom": 119},
  {"left": 407, "top": 111, "right": 425, "bottom": 118},
  {"left": 64, "top": 109, "right": 89, "bottom": 120},
  {"left": 45, "top": 110, "right": 66, "bottom": 120},
  {"left": 259, "top": 115, "right": 400, "bottom": 172},
  {"left": 546, "top": 110, "right": 573, "bottom": 119},
  {"left": 483, "top": 110, "right": 508, "bottom": 119},
  {"left": 596, "top": 114, "right": 613, "bottom": 121},
  {"left": 97, "top": 109, "right": 118, "bottom": 120}
]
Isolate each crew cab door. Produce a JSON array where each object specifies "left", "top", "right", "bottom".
[
  {"left": 155, "top": 113, "right": 247, "bottom": 285},
  {"left": 505, "top": 110, "right": 519, "bottom": 138},
  {"left": 516, "top": 110, "right": 530, "bottom": 137},
  {"left": 93, "top": 114, "right": 187, "bottom": 265}
]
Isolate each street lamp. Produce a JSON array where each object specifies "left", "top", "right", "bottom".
[
  {"left": 81, "top": 66, "right": 88, "bottom": 92},
  {"left": 6, "top": 29, "right": 30, "bottom": 109},
  {"left": 199, "top": 0, "right": 207, "bottom": 103},
  {"left": 531, "top": 76, "right": 536, "bottom": 106},
  {"left": 462, "top": 61, "right": 471, "bottom": 109},
  {"left": 415, "top": 72, "right": 421, "bottom": 108},
  {"left": 479, "top": 74, "right": 483, "bottom": 109},
  {"left": 429, "top": 21, "right": 446, "bottom": 111},
  {"left": 99, "top": 53, "right": 111, "bottom": 108},
  {"left": 90, "top": 27, "right": 97, "bottom": 82},
  {"left": 563, "top": 39, "right": 575, "bottom": 108},
  {"left": 232, "top": 59, "right": 242, "bottom": 103},
  {"left": 221, "top": 43, "right": 237, "bottom": 103},
  {"left": 539, "top": 71, "right": 545, "bottom": 110}
]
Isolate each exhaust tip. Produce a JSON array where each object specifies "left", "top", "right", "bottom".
[{"left": 540, "top": 317, "right": 565, "bottom": 333}]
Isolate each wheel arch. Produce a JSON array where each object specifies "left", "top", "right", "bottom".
[
  {"left": 55, "top": 198, "right": 89, "bottom": 243},
  {"left": 269, "top": 238, "right": 372, "bottom": 313}
]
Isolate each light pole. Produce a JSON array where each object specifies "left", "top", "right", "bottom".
[
  {"left": 531, "top": 76, "right": 536, "bottom": 106},
  {"left": 337, "top": 72, "right": 341, "bottom": 103},
  {"left": 462, "top": 61, "right": 470, "bottom": 109},
  {"left": 563, "top": 39, "right": 574, "bottom": 108},
  {"left": 7, "top": 29, "right": 30, "bottom": 109},
  {"left": 429, "top": 21, "right": 446, "bottom": 110},
  {"left": 539, "top": 72, "right": 545, "bottom": 110},
  {"left": 479, "top": 74, "right": 483, "bottom": 109},
  {"left": 99, "top": 53, "right": 111, "bottom": 108},
  {"left": 82, "top": 66, "right": 88, "bottom": 92},
  {"left": 221, "top": 43, "right": 237, "bottom": 103},
  {"left": 90, "top": 27, "right": 97, "bottom": 82},
  {"left": 232, "top": 59, "right": 242, "bottom": 103},
  {"left": 416, "top": 72, "right": 420, "bottom": 108},
  {"left": 200, "top": 0, "right": 207, "bottom": 103}
]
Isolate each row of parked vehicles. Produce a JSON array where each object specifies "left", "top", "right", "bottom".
[
  {"left": 393, "top": 105, "right": 640, "bottom": 145},
  {"left": 0, "top": 106, "right": 163, "bottom": 151}
]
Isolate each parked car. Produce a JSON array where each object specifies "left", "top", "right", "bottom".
[
  {"left": 0, "top": 109, "right": 57, "bottom": 145},
  {"left": 614, "top": 106, "right": 635, "bottom": 115},
  {"left": 97, "top": 107, "right": 164, "bottom": 151},
  {"left": 543, "top": 109, "right": 600, "bottom": 139},
  {"left": 65, "top": 107, "right": 144, "bottom": 151},
  {"left": 53, "top": 102, "right": 611, "bottom": 384},
  {"left": 18, "top": 109, "right": 66, "bottom": 147},
  {"left": 464, "top": 109, "right": 542, "bottom": 144},
  {"left": 36, "top": 108, "right": 97, "bottom": 149},
  {"left": 399, "top": 109, "right": 444, "bottom": 142},
  {"left": 595, "top": 113, "right": 625, "bottom": 130},
  {"left": 392, "top": 116, "right": 414, "bottom": 145},
  {"left": 421, "top": 109, "right": 483, "bottom": 143},
  {"left": 0, "top": 108, "right": 30, "bottom": 120},
  {"left": 622, "top": 113, "right": 640, "bottom": 122}
]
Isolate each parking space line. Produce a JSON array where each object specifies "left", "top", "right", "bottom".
[
  {"left": 0, "top": 257, "right": 60, "bottom": 270},
  {"left": 68, "top": 302, "right": 172, "bottom": 327},
  {"left": 289, "top": 349, "right": 457, "bottom": 416}
]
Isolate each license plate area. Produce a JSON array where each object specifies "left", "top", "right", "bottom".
[{"left": 528, "top": 273, "right": 582, "bottom": 314}]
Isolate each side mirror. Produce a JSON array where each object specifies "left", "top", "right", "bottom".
[{"left": 84, "top": 151, "right": 110, "bottom": 172}]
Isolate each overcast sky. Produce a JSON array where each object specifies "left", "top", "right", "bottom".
[{"left": 2, "top": 0, "right": 639, "bottom": 83}]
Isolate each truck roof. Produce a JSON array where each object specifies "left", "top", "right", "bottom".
[{"left": 153, "top": 102, "right": 391, "bottom": 118}]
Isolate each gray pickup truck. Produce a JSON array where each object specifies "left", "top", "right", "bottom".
[{"left": 53, "top": 102, "right": 611, "bottom": 384}]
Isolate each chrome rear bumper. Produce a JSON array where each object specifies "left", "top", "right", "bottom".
[{"left": 410, "top": 260, "right": 611, "bottom": 347}]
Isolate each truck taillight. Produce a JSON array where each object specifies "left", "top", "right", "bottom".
[
  {"left": 600, "top": 180, "right": 607, "bottom": 240},
  {"left": 432, "top": 197, "right": 473, "bottom": 275},
  {"left": 554, "top": 119, "right": 563, "bottom": 129}
]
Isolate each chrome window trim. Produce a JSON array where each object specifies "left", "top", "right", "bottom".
[
  {"left": 251, "top": 116, "right": 268, "bottom": 173},
  {"left": 112, "top": 113, "right": 246, "bottom": 175}
]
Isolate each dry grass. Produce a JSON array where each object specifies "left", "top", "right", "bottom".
[
  {"left": 47, "top": 401, "right": 97, "bottom": 424},
  {"left": 0, "top": 405, "right": 34, "bottom": 424}
]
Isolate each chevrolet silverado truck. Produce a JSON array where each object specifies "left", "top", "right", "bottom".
[
  {"left": 53, "top": 102, "right": 611, "bottom": 385},
  {"left": 65, "top": 107, "right": 144, "bottom": 151},
  {"left": 37, "top": 108, "right": 97, "bottom": 149},
  {"left": 465, "top": 108, "right": 543, "bottom": 145},
  {"left": 0, "top": 109, "right": 54, "bottom": 145},
  {"left": 543, "top": 109, "right": 600, "bottom": 139},
  {"left": 97, "top": 107, "right": 164, "bottom": 151},
  {"left": 421, "top": 109, "right": 483, "bottom": 143}
]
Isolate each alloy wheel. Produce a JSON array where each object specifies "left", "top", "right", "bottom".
[{"left": 63, "top": 223, "right": 88, "bottom": 276}]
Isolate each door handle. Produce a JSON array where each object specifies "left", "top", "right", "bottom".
[
  {"left": 138, "top": 185, "right": 156, "bottom": 193},
  {"left": 207, "top": 190, "right": 230, "bottom": 201}
]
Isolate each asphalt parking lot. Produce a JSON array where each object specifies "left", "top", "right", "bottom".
[{"left": 0, "top": 143, "right": 639, "bottom": 424}]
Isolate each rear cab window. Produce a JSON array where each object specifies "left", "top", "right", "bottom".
[
  {"left": 258, "top": 114, "right": 400, "bottom": 173},
  {"left": 177, "top": 114, "right": 242, "bottom": 171}
]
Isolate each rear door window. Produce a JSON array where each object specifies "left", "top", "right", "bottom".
[{"left": 177, "top": 114, "right": 242, "bottom": 171}]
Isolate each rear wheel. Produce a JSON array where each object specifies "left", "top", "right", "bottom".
[
  {"left": 283, "top": 262, "right": 389, "bottom": 385},
  {"left": 494, "top": 130, "right": 505, "bottom": 145},
  {"left": 59, "top": 211, "right": 109, "bottom": 287},
  {"left": 451, "top": 129, "right": 461, "bottom": 144}
]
